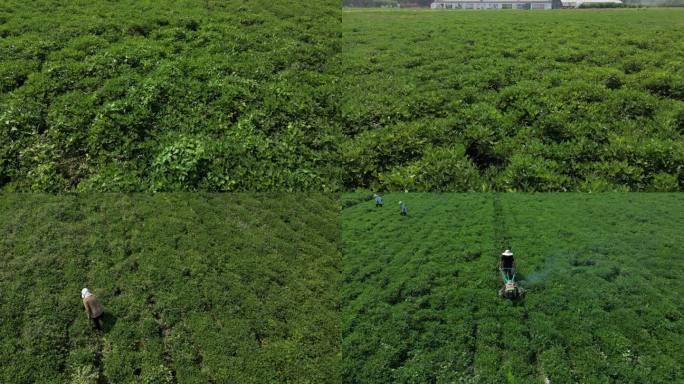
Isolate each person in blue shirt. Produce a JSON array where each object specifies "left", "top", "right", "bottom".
[
  {"left": 399, "top": 201, "right": 408, "bottom": 216},
  {"left": 374, "top": 194, "right": 383, "bottom": 208}
]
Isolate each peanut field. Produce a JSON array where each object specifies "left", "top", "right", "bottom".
[{"left": 342, "top": 193, "right": 684, "bottom": 383}]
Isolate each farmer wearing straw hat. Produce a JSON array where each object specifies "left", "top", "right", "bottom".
[
  {"left": 81, "top": 288, "right": 104, "bottom": 330},
  {"left": 499, "top": 250, "right": 515, "bottom": 279}
]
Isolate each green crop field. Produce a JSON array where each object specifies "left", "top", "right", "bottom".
[
  {"left": 340, "top": 9, "right": 684, "bottom": 192},
  {"left": 4, "top": 2, "right": 684, "bottom": 193},
  {"left": 0, "top": 194, "right": 340, "bottom": 383},
  {"left": 0, "top": 0, "right": 340, "bottom": 192},
  {"left": 5, "top": 4, "right": 684, "bottom": 194},
  {"left": 342, "top": 193, "right": 684, "bottom": 383}
]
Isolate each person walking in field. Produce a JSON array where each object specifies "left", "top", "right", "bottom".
[
  {"left": 81, "top": 288, "right": 104, "bottom": 330},
  {"left": 399, "top": 201, "right": 408, "bottom": 216},
  {"left": 374, "top": 194, "right": 383, "bottom": 208}
]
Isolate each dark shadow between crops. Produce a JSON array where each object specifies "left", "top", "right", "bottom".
[
  {"left": 511, "top": 297, "right": 527, "bottom": 307},
  {"left": 100, "top": 312, "right": 117, "bottom": 333}
]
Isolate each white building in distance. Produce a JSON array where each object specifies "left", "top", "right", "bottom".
[
  {"left": 561, "top": 0, "right": 623, "bottom": 6},
  {"left": 431, "top": 0, "right": 561, "bottom": 9}
]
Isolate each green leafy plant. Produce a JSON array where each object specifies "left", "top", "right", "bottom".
[
  {"left": 0, "top": 0, "right": 341, "bottom": 192},
  {"left": 339, "top": 9, "right": 684, "bottom": 191},
  {"left": 152, "top": 135, "right": 208, "bottom": 191}
]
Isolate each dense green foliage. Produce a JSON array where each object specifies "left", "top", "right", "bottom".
[
  {"left": 0, "top": 0, "right": 340, "bottom": 191},
  {"left": 0, "top": 194, "right": 341, "bottom": 383},
  {"left": 343, "top": 193, "right": 684, "bottom": 383},
  {"left": 340, "top": 10, "right": 684, "bottom": 191},
  {"left": 4, "top": 3, "right": 684, "bottom": 192}
]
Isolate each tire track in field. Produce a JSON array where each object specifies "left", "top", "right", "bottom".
[
  {"left": 469, "top": 193, "right": 506, "bottom": 377},
  {"left": 492, "top": 193, "right": 512, "bottom": 252},
  {"left": 88, "top": 198, "right": 109, "bottom": 384},
  {"left": 500, "top": 198, "right": 540, "bottom": 372},
  {"left": 148, "top": 296, "right": 178, "bottom": 383},
  {"left": 94, "top": 338, "right": 107, "bottom": 384},
  {"left": 130, "top": 197, "right": 177, "bottom": 381},
  {"left": 491, "top": 194, "right": 539, "bottom": 378}
]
